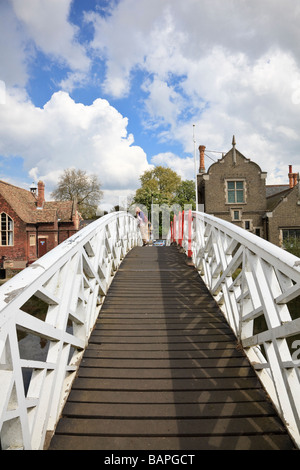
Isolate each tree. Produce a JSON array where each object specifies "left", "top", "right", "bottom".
[
  {"left": 283, "top": 237, "right": 300, "bottom": 258},
  {"left": 133, "top": 166, "right": 182, "bottom": 212},
  {"left": 51, "top": 168, "right": 103, "bottom": 219},
  {"left": 173, "top": 180, "right": 196, "bottom": 210}
]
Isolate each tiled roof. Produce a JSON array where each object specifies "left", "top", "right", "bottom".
[
  {"left": 44, "top": 201, "right": 75, "bottom": 222},
  {"left": 0, "top": 180, "right": 75, "bottom": 224},
  {"left": 266, "top": 185, "right": 293, "bottom": 211},
  {"left": 266, "top": 184, "right": 290, "bottom": 198}
]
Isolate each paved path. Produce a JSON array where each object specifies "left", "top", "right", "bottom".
[{"left": 49, "top": 246, "right": 295, "bottom": 450}]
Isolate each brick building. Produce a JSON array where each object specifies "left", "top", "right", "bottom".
[
  {"left": 0, "top": 180, "right": 81, "bottom": 276},
  {"left": 266, "top": 168, "right": 300, "bottom": 246},
  {"left": 197, "top": 137, "right": 300, "bottom": 247}
]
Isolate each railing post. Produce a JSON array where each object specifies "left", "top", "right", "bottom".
[
  {"left": 178, "top": 211, "right": 182, "bottom": 246},
  {"left": 173, "top": 214, "right": 177, "bottom": 243},
  {"left": 188, "top": 209, "right": 192, "bottom": 258}
]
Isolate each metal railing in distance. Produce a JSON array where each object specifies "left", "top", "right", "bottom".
[
  {"left": 0, "top": 212, "right": 141, "bottom": 450},
  {"left": 169, "top": 210, "right": 300, "bottom": 448}
]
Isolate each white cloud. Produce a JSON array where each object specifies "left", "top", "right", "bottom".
[
  {"left": 1, "top": 0, "right": 300, "bottom": 203},
  {"left": 28, "top": 167, "right": 39, "bottom": 182},
  {"left": 84, "top": 0, "right": 164, "bottom": 97},
  {"left": 151, "top": 152, "right": 195, "bottom": 181},
  {"left": 142, "top": 78, "right": 185, "bottom": 127},
  {"left": 11, "top": 0, "right": 90, "bottom": 72},
  {"left": 84, "top": 0, "right": 300, "bottom": 182},
  {"left": 0, "top": 0, "right": 92, "bottom": 102},
  {"left": 0, "top": 81, "right": 5, "bottom": 105},
  {"left": 59, "top": 71, "right": 90, "bottom": 93},
  {"left": 0, "top": 89, "right": 151, "bottom": 208},
  {"left": 0, "top": 2, "right": 30, "bottom": 88}
]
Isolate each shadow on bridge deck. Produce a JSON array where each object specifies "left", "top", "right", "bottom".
[{"left": 49, "top": 246, "right": 295, "bottom": 450}]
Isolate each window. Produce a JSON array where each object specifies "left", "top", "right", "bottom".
[
  {"left": 1, "top": 213, "right": 13, "bottom": 246},
  {"left": 227, "top": 181, "right": 244, "bottom": 203},
  {"left": 231, "top": 209, "right": 241, "bottom": 221},
  {"left": 244, "top": 220, "right": 251, "bottom": 230},
  {"left": 282, "top": 229, "right": 300, "bottom": 241},
  {"left": 29, "top": 234, "right": 36, "bottom": 246}
]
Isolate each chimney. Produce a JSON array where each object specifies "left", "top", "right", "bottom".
[
  {"left": 288, "top": 165, "right": 298, "bottom": 188},
  {"left": 199, "top": 145, "right": 206, "bottom": 172},
  {"left": 289, "top": 165, "right": 293, "bottom": 188},
  {"left": 293, "top": 173, "right": 298, "bottom": 187},
  {"left": 37, "top": 180, "right": 45, "bottom": 208}
]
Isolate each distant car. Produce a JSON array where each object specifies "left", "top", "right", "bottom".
[{"left": 153, "top": 240, "right": 166, "bottom": 246}]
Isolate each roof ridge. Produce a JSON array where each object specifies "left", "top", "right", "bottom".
[
  {"left": 266, "top": 184, "right": 290, "bottom": 187},
  {"left": 0, "top": 179, "right": 31, "bottom": 192}
]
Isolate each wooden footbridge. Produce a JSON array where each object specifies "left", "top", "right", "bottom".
[
  {"left": 49, "top": 246, "right": 295, "bottom": 450},
  {"left": 1, "top": 211, "right": 300, "bottom": 450}
]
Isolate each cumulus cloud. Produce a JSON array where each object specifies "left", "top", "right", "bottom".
[
  {"left": 142, "top": 78, "right": 185, "bottom": 128},
  {"left": 0, "top": 89, "right": 150, "bottom": 207},
  {"left": 0, "top": 2, "right": 30, "bottom": 88},
  {"left": 84, "top": 0, "right": 164, "bottom": 97},
  {"left": 11, "top": 0, "right": 90, "bottom": 72},
  {"left": 0, "top": 81, "right": 5, "bottom": 105},
  {"left": 0, "top": 0, "right": 91, "bottom": 92},
  {"left": 151, "top": 152, "right": 195, "bottom": 181},
  {"left": 85, "top": 0, "right": 300, "bottom": 180},
  {"left": 1, "top": 0, "right": 300, "bottom": 209}
]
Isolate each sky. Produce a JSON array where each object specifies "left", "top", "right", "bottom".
[{"left": 0, "top": 0, "right": 300, "bottom": 211}]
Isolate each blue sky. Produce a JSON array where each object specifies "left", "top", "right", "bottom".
[{"left": 0, "top": 0, "right": 300, "bottom": 210}]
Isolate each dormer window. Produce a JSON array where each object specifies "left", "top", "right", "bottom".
[{"left": 1, "top": 213, "right": 13, "bottom": 246}]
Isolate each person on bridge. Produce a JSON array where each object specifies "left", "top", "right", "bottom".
[{"left": 135, "top": 207, "right": 149, "bottom": 246}]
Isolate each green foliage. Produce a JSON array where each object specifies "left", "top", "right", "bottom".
[
  {"left": 283, "top": 237, "right": 300, "bottom": 258},
  {"left": 133, "top": 166, "right": 195, "bottom": 212},
  {"left": 173, "top": 180, "right": 196, "bottom": 210}
]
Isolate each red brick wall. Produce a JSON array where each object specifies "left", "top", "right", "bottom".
[
  {"left": 27, "top": 225, "right": 78, "bottom": 259},
  {"left": 0, "top": 194, "right": 28, "bottom": 265},
  {"left": 1, "top": 195, "right": 79, "bottom": 267}
]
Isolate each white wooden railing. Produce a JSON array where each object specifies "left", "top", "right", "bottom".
[
  {"left": 170, "top": 210, "right": 300, "bottom": 449},
  {"left": 0, "top": 212, "right": 141, "bottom": 450},
  {"left": 2, "top": 207, "right": 300, "bottom": 449}
]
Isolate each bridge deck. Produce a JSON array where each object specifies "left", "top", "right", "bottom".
[{"left": 49, "top": 246, "right": 295, "bottom": 450}]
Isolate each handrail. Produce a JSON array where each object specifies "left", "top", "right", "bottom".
[
  {"left": 169, "top": 210, "right": 300, "bottom": 448},
  {"left": 0, "top": 212, "right": 141, "bottom": 450}
]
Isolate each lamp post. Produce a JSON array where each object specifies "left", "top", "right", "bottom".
[{"left": 193, "top": 124, "right": 198, "bottom": 211}]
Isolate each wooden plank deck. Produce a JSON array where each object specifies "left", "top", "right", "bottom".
[{"left": 49, "top": 246, "right": 295, "bottom": 450}]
